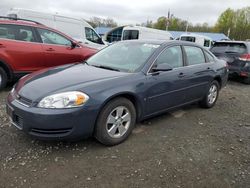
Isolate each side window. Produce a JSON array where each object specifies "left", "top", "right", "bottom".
[
  {"left": 155, "top": 46, "right": 183, "bottom": 68},
  {"left": 122, "top": 30, "right": 139, "bottom": 40},
  {"left": 204, "top": 40, "right": 210, "bottom": 47},
  {"left": 85, "top": 27, "right": 103, "bottom": 44},
  {"left": 0, "top": 24, "right": 35, "bottom": 42},
  {"left": 184, "top": 46, "right": 205, "bottom": 65},
  {"left": 204, "top": 51, "right": 214, "bottom": 62},
  {"left": 37, "top": 28, "right": 71, "bottom": 46}
]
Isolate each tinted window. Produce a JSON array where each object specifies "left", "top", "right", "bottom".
[
  {"left": 122, "top": 30, "right": 139, "bottom": 40},
  {"left": 85, "top": 27, "right": 103, "bottom": 44},
  {"left": 107, "top": 27, "right": 123, "bottom": 43},
  {"left": 37, "top": 28, "right": 71, "bottom": 46},
  {"left": 155, "top": 46, "right": 183, "bottom": 68},
  {"left": 204, "top": 40, "right": 210, "bottom": 47},
  {"left": 87, "top": 42, "right": 159, "bottom": 73},
  {"left": 180, "top": 36, "right": 196, "bottom": 42},
  {"left": 204, "top": 51, "right": 214, "bottom": 62},
  {"left": 184, "top": 46, "right": 205, "bottom": 65},
  {"left": 0, "top": 24, "right": 35, "bottom": 42},
  {"left": 210, "top": 42, "right": 247, "bottom": 54}
]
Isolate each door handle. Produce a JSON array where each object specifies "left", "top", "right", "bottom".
[
  {"left": 84, "top": 42, "right": 89, "bottom": 44},
  {"left": 46, "top": 48, "right": 55, "bottom": 52},
  {"left": 178, "top": 72, "right": 185, "bottom": 78}
]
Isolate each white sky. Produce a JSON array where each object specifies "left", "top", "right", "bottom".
[{"left": 0, "top": 0, "right": 249, "bottom": 26}]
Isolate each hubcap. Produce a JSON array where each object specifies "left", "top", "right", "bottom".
[
  {"left": 106, "top": 106, "right": 131, "bottom": 138},
  {"left": 207, "top": 84, "right": 218, "bottom": 104}
]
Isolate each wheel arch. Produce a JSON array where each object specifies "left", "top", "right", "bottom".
[
  {"left": 0, "top": 60, "right": 13, "bottom": 81},
  {"left": 213, "top": 76, "right": 222, "bottom": 89},
  {"left": 97, "top": 92, "right": 143, "bottom": 123}
]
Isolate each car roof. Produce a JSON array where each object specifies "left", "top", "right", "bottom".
[
  {"left": 0, "top": 19, "right": 42, "bottom": 27},
  {"left": 119, "top": 40, "right": 205, "bottom": 47},
  {"left": 0, "top": 18, "right": 78, "bottom": 43}
]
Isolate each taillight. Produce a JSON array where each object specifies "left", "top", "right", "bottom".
[{"left": 239, "top": 54, "right": 250, "bottom": 61}]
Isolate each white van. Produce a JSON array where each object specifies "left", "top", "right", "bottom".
[
  {"left": 180, "top": 33, "right": 213, "bottom": 49},
  {"left": 7, "top": 8, "right": 105, "bottom": 49},
  {"left": 121, "top": 26, "right": 173, "bottom": 41}
]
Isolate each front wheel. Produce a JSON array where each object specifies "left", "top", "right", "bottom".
[
  {"left": 94, "top": 97, "right": 136, "bottom": 146},
  {"left": 0, "top": 67, "right": 7, "bottom": 90},
  {"left": 242, "top": 77, "right": 250, "bottom": 84},
  {"left": 200, "top": 80, "right": 219, "bottom": 108}
]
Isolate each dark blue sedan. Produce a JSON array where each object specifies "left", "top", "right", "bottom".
[{"left": 6, "top": 40, "right": 228, "bottom": 145}]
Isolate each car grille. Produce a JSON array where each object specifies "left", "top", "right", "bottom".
[
  {"left": 13, "top": 114, "right": 24, "bottom": 130},
  {"left": 30, "top": 128, "right": 72, "bottom": 135}
]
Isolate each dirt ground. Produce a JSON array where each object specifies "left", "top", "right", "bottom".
[{"left": 0, "top": 80, "right": 249, "bottom": 188}]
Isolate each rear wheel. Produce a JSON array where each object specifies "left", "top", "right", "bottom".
[
  {"left": 95, "top": 97, "right": 136, "bottom": 146},
  {"left": 200, "top": 80, "right": 219, "bottom": 108},
  {"left": 0, "top": 67, "right": 7, "bottom": 90},
  {"left": 242, "top": 77, "right": 250, "bottom": 84}
]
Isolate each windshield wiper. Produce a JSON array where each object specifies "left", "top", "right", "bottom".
[{"left": 92, "top": 65, "right": 120, "bottom": 72}]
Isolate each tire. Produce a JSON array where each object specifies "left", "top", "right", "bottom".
[
  {"left": 200, "top": 80, "right": 220, "bottom": 108},
  {"left": 0, "top": 67, "right": 7, "bottom": 90},
  {"left": 95, "top": 97, "right": 136, "bottom": 146},
  {"left": 242, "top": 77, "right": 250, "bottom": 84}
]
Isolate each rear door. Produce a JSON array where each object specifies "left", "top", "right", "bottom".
[
  {"left": 36, "top": 28, "right": 84, "bottom": 67},
  {"left": 182, "top": 45, "right": 213, "bottom": 101},
  {"left": 0, "top": 24, "right": 44, "bottom": 72}
]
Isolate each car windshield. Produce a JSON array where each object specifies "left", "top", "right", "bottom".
[
  {"left": 210, "top": 42, "right": 247, "bottom": 54},
  {"left": 87, "top": 42, "right": 160, "bottom": 73}
]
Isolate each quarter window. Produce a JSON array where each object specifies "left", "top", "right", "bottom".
[
  {"left": 204, "top": 40, "right": 210, "bottom": 47},
  {"left": 37, "top": 28, "right": 71, "bottom": 46},
  {"left": 155, "top": 46, "right": 183, "bottom": 68},
  {"left": 204, "top": 51, "right": 214, "bottom": 62},
  {"left": 184, "top": 46, "right": 205, "bottom": 65}
]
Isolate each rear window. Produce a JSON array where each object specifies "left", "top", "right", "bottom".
[
  {"left": 122, "top": 30, "right": 139, "bottom": 40},
  {"left": 211, "top": 42, "right": 247, "bottom": 54}
]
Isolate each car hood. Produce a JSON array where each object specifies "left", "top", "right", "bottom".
[{"left": 15, "top": 63, "right": 130, "bottom": 101}]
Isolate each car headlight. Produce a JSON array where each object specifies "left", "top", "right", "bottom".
[{"left": 37, "top": 91, "right": 89, "bottom": 109}]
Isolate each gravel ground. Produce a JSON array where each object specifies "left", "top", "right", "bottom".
[{"left": 0, "top": 80, "right": 249, "bottom": 188}]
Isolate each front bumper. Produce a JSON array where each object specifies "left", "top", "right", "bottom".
[{"left": 6, "top": 94, "right": 99, "bottom": 141}]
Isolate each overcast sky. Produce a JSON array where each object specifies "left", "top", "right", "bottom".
[{"left": 0, "top": 0, "right": 249, "bottom": 26}]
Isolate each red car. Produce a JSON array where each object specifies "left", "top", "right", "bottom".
[{"left": 0, "top": 17, "right": 97, "bottom": 89}]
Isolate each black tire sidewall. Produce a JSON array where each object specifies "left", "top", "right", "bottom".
[
  {"left": 0, "top": 67, "right": 7, "bottom": 90},
  {"left": 95, "top": 97, "right": 136, "bottom": 146}
]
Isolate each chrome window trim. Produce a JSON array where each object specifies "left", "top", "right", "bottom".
[{"left": 146, "top": 45, "right": 215, "bottom": 75}]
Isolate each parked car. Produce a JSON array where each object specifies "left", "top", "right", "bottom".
[
  {"left": 179, "top": 33, "right": 213, "bottom": 50},
  {"left": 0, "top": 16, "right": 97, "bottom": 89},
  {"left": 7, "top": 40, "right": 228, "bottom": 146},
  {"left": 210, "top": 41, "right": 250, "bottom": 84},
  {"left": 7, "top": 8, "right": 106, "bottom": 49},
  {"left": 121, "top": 26, "right": 173, "bottom": 41}
]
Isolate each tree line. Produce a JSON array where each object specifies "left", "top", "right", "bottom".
[
  {"left": 88, "top": 7, "right": 250, "bottom": 40},
  {"left": 143, "top": 7, "right": 250, "bottom": 40}
]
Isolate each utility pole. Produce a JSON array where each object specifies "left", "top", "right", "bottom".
[{"left": 166, "top": 10, "right": 173, "bottom": 31}]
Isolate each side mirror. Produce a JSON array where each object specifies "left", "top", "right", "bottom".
[
  {"left": 152, "top": 63, "right": 173, "bottom": 72},
  {"left": 71, "top": 41, "right": 81, "bottom": 48}
]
